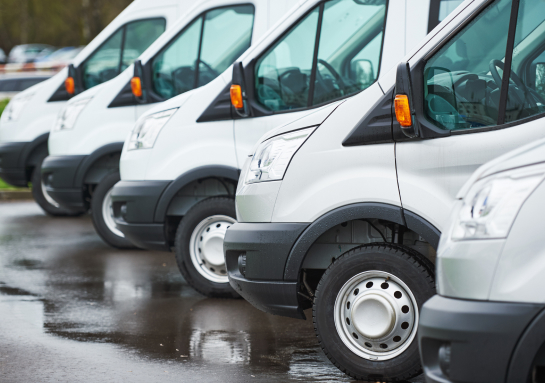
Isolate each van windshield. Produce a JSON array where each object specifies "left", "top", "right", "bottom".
[{"left": 255, "top": 0, "right": 387, "bottom": 112}]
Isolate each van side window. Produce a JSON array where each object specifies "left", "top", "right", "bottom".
[
  {"left": 255, "top": 0, "right": 387, "bottom": 113},
  {"left": 151, "top": 5, "right": 255, "bottom": 100},
  {"left": 82, "top": 18, "right": 166, "bottom": 90},
  {"left": 428, "top": 0, "right": 465, "bottom": 32},
  {"left": 423, "top": 0, "right": 545, "bottom": 130}
]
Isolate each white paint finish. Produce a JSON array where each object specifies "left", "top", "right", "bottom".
[
  {"left": 141, "top": 76, "right": 239, "bottom": 181},
  {"left": 404, "top": 0, "right": 431, "bottom": 54},
  {"left": 489, "top": 181, "right": 545, "bottom": 303},
  {"left": 236, "top": 180, "right": 282, "bottom": 222},
  {"left": 272, "top": 84, "right": 401, "bottom": 223},
  {"left": 436, "top": 200, "right": 506, "bottom": 300},
  {"left": 0, "top": 0, "right": 186, "bottom": 145},
  {"left": 234, "top": 101, "right": 342, "bottom": 169},
  {"left": 396, "top": 118, "right": 545, "bottom": 233},
  {"left": 379, "top": 0, "right": 406, "bottom": 79}
]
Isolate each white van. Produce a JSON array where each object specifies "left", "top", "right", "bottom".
[
  {"left": 0, "top": 0, "right": 186, "bottom": 215},
  {"left": 223, "top": 0, "right": 545, "bottom": 380},
  {"left": 110, "top": 0, "right": 455, "bottom": 298},
  {"left": 418, "top": 140, "right": 545, "bottom": 382},
  {"left": 42, "top": 0, "right": 294, "bottom": 248}
]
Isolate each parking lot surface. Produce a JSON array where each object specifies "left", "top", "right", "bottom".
[{"left": 0, "top": 201, "right": 424, "bottom": 382}]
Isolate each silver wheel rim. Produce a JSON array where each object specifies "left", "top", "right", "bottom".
[
  {"left": 102, "top": 188, "right": 124, "bottom": 238},
  {"left": 189, "top": 215, "right": 236, "bottom": 284},
  {"left": 41, "top": 179, "right": 60, "bottom": 208},
  {"left": 334, "top": 271, "right": 418, "bottom": 361}
]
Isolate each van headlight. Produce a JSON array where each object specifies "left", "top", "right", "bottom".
[
  {"left": 127, "top": 108, "right": 178, "bottom": 151},
  {"left": 246, "top": 126, "right": 316, "bottom": 184},
  {"left": 451, "top": 165, "right": 545, "bottom": 240},
  {"left": 53, "top": 97, "right": 92, "bottom": 131},
  {"left": 3, "top": 93, "right": 34, "bottom": 122}
]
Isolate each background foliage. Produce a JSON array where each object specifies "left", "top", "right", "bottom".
[{"left": 0, "top": 0, "right": 133, "bottom": 53}]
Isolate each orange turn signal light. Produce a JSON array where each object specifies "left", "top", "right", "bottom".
[
  {"left": 65, "top": 77, "right": 75, "bottom": 95},
  {"left": 230, "top": 84, "right": 244, "bottom": 109},
  {"left": 131, "top": 77, "right": 143, "bottom": 97},
  {"left": 394, "top": 94, "right": 412, "bottom": 127}
]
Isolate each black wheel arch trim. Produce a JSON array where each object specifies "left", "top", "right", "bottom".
[
  {"left": 74, "top": 142, "right": 124, "bottom": 187},
  {"left": 282, "top": 202, "right": 441, "bottom": 281},
  {"left": 153, "top": 165, "right": 240, "bottom": 222},
  {"left": 506, "top": 306, "right": 545, "bottom": 382},
  {"left": 19, "top": 132, "right": 49, "bottom": 169}
]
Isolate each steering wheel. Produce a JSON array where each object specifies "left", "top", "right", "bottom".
[
  {"left": 317, "top": 59, "right": 346, "bottom": 92},
  {"left": 489, "top": 59, "right": 541, "bottom": 110}
]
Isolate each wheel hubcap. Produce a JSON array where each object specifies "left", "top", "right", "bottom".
[
  {"left": 102, "top": 188, "right": 124, "bottom": 238},
  {"left": 334, "top": 271, "right": 418, "bottom": 361},
  {"left": 189, "top": 215, "right": 236, "bottom": 284}
]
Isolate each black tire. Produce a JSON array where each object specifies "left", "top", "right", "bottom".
[
  {"left": 174, "top": 196, "right": 239, "bottom": 299},
  {"left": 91, "top": 171, "right": 135, "bottom": 249},
  {"left": 313, "top": 243, "right": 435, "bottom": 382},
  {"left": 31, "top": 156, "right": 84, "bottom": 217}
]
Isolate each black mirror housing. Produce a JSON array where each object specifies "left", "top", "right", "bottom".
[
  {"left": 232, "top": 61, "right": 250, "bottom": 117},
  {"left": 395, "top": 62, "right": 419, "bottom": 138}
]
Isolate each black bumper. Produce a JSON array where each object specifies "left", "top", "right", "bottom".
[
  {"left": 224, "top": 222, "right": 309, "bottom": 319},
  {"left": 110, "top": 180, "right": 171, "bottom": 252},
  {"left": 41, "top": 155, "right": 87, "bottom": 209},
  {"left": 419, "top": 295, "right": 544, "bottom": 382},
  {"left": 0, "top": 141, "right": 28, "bottom": 187}
]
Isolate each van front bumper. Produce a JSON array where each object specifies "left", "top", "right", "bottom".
[
  {"left": 111, "top": 180, "right": 171, "bottom": 252},
  {"left": 418, "top": 295, "right": 544, "bottom": 382},
  {"left": 224, "top": 222, "right": 308, "bottom": 319},
  {"left": 0, "top": 141, "right": 29, "bottom": 187},
  {"left": 41, "top": 155, "right": 87, "bottom": 210}
]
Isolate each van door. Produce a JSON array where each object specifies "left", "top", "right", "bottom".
[
  {"left": 233, "top": 0, "right": 392, "bottom": 168},
  {"left": 395, "top": 0, "right": 545, "bottom": 230}
]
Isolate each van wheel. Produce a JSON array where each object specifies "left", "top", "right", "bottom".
[
  {"left": 31, "top": 156, "right": 84, "bottom": 217},
  {"left": 174, "top": 197, "right": 239, "bottom": 298},
  {"left": 313, "top": 243, "right": 434, "bottom": 382},
  {"left": 91, "top": 171, "right": 135, "bottom": 249}
]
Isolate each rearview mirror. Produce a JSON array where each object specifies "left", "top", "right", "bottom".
[
  {"left": 394, "top": 62, "right": 418, "bottom": 138},
  {"left": 351, "top": 59, "right": 374, "bottom": 88},
  {"left": 131, "top": 60, "right": 146, "bottom": 102},
  {"left": 231, "top": 62, "right": 249, "bottom": 117},
  {"left": 65, "top": 64, "right": 78, "bottom": 96}
]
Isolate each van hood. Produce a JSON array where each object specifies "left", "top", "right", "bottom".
[
  {"left": 257, "top": 100, "right": 345, "bottom": 147},
  {"left": 67, "top": 81, "right": 108, "bottom": 104},
  {"left": 457, "top": 136, "right": 545, "bottom": 198}
]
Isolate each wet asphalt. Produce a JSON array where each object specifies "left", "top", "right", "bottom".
[{"left": 0, "top": 201, "right": 425, "bottom": 383}]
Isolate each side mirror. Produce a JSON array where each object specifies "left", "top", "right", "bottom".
[
  {"left": 351, "top": 59, "right": 374, "bottom": 88},
  {"left": 65, "top": 64, "right": 77, "bottom": 95},
  {"left": 131, "top": 60, "right": 146, "bottom": 102},
  {"left": 230, "top": 61, "right": 250, "bottom": 117},
  {"left": 394, "top": 62, "right": 419, "bottom": 138}
]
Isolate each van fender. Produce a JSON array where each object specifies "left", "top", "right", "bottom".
[
  {"left": 20, "top": 132, "right": 49, "bottom": 170},
  {"left": 282, "top": 202, "right": 440, "bottom": 281},
  {"left": 75, "top": 142, "right": 124, "bottom": 186},
  {"left": 153, "top": 165, "right": 240, "bottom": 222}
]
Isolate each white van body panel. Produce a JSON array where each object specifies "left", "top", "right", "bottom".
[
  {"left": 271, "top": 84, "right": 400, "bottom": 222},
  {"left": 0, "top": 0, "right": 184, "bottom": 144},
  {"left": 48, "top": 0, "right": 296, "bottom": 159}
]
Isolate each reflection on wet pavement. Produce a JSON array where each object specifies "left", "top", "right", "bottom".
[{"left": 0, "top": 202, "right": 423, "bottom": 382}]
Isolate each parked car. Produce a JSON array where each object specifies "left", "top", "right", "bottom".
[
  {"left": 110, "top": 0, "right": 455, "bottom": 299},
  {"left": 419, "top": 135, "right": 545, "bottom": 383},
  {"left": 0, "top": 48, "right": 6, "bottom": 64},
  {"left": 33, "top": 47, "right": 85, "bottom": 71},
  {"left": 0, "top": 0, "right": 186, "bottom": 216},
  {"left": 42, "top": 0, "right": 299, "bottom": 249},
  {"left": 0, "top": 73, "right": 52, "bottom": 99},
  {"left": 8, "top": 44, "right": 56, "bottom": 63},
  {"left": 223, "top": 0, "right": 545, "bottom": 380}
]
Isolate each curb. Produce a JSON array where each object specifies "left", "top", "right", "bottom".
[{"left": 0, "top": 189, "right": 33, "bottom": 201}]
